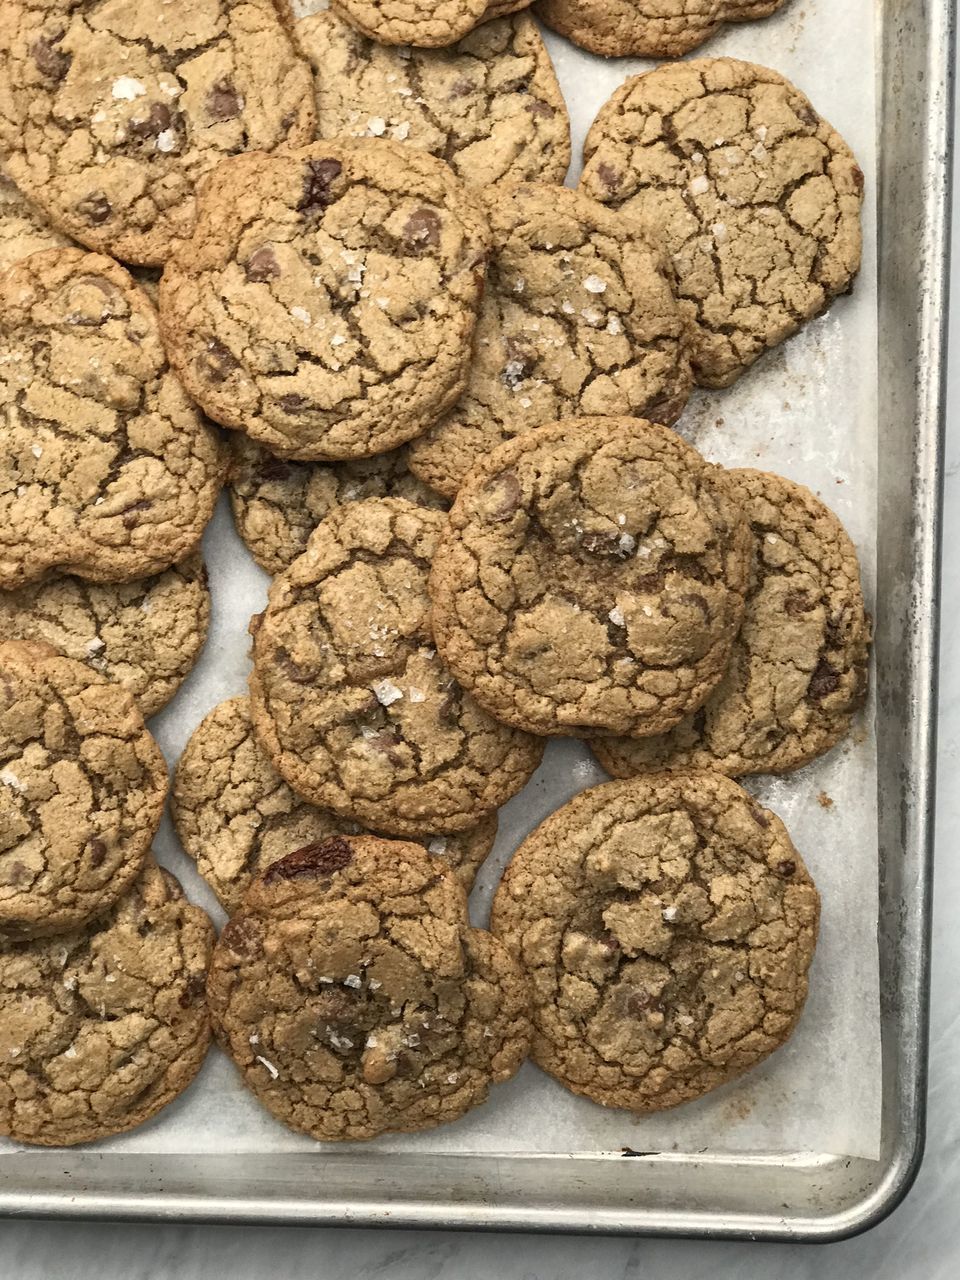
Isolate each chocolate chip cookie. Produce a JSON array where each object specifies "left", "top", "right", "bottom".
[
  {"left": 0, "top": 555, "right": 210, "bottom": 720},
  {"left": 0, "top": 163, "right": 71, "bottom": 275},
  {"left": 0, "top": 0, "right": 315, "bottom": 266},
  {"left": 407, "top": 182, "right": 692, "bottom": 499},
  {"left": 537, "top": 0, "right": 787, "bottom": 58},
  {"left": 0, "top": 641, "right": 168, "bottom": 941},
  {"left": 0, "top": 859, "right": 214, "bottom": 1146},
  {"left": 0, "top": 249, "right": 226, "bottom": 591},
  {"left": 159, "top": 139, "right": 490, "bottom": 461},
  {"left": 229, "top": 435, "right": 447, "bottom": 576},
  {"left": 173, "top": 696, "right": 498, "bottom": 911},
  {"left": 491, "top": 771, "right": 819, "bottom": 1112},
  {"left": 206, "top": 834, "right": 531, "bottom": 1141},
  {"left": 250, "top": 498, "right": 543, "bottom": 833},
  {"left": 592, "top": 470, "right": 870, "bottom": 779},
  {"left": 429, "top": 418, "right": 751, "bottom": 737},
  {"left": 331, "top": 0, "right": 532, "bottom": 48},
  {"left": 579, "top": 59, "right": 864, "bottom": 388},
  {"left": 297, "top": 10, "right": 569, "bottom": 189}
]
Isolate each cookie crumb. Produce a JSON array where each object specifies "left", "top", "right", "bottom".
[{"left": 818, "top": 791, "right": 834, "bottom": 809}]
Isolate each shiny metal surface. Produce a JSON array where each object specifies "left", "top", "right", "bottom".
[{"left": 0, "top": 0, "right": 952, "bottom": 1238}]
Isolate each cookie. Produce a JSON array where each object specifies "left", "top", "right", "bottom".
[
  {"left": 407, "top": 182, "right": 692, "bottom": 499},
  {"left": 159, "top": 139, "right": 490, "bottom": 461},
  {"left": 0, "top": 859, "right": 214, "bottom": 1146},
  {"left": 579, "top": 59, "right": 864, "bottom": 388},
  {"left": 0, "top": 555, "right": 210, "bottom": 720},
  {"left": 0, "top": 163, "right": 72, "bottom": 276},
  {"left": 0, "top": 249, "right": 226, "bottom": 591},
  {"left": 537, "top": 0, "right": 787, "bottom": 58},
  {"left": 206, "top": 834, "right": 531, "bottom": 1141},
  {"left": 330, "top": 0, "right": 532, "bottom": 48},
  {"left": 250, "top": 497, "right": 543, "bottom": 834},
  {"left": 491, "top": 771, "right": 819, "bottom": 1112},
  {"left": 296, "top": 10, "right": 570, "bottom": 189},
  {"left": 173, "top": 696, "right": 498, "bottom": 912},
  {"left": 592, "top": 470, "right": 870, "bottom": 779},
  {"left": 0, "top": 0, "right": 315, "bottom": 267},
  {"left": 229, "top": 435, "right": 447, "bottom": 576},
  {"left": 0, "top": 641, "right": 168, "bottom": 941},
  {"left": 429, "top": 418, "right": 751, "bottom": 738}
]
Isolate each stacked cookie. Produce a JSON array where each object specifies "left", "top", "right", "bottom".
[{"left": 0, "top": 0, "right": 870, "bottom": 1145}]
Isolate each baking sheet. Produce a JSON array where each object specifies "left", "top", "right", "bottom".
[{"left": 2, "top": 0, "right": 881, "bottom": 1161}]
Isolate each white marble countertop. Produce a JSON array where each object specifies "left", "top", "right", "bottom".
[{"left": 5, "top": 45, "right": 960, "bottom": 1280}]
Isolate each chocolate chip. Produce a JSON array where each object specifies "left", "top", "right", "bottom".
[
  {"left": 76, "top": 192, "right": 112, "bottom": 226},
  {"left": 366, "top": 729, "right": 405, "bottom": 763},
  {"left": 120, "top": 499, "right": 151, "bottom": 529},
  {"left": 31, "top": 33, "right": 69, "bottom": 81},
  {"left": 852, "top": 165, "right": 865, "bottom": 193},
  {"left": 784, "top": 591, "right": 812, "bottom": 617},
  {"left": 278, "top": 393, "right": 310, "bottom": 414},
  {"left": 245, "top": 245, "right": 280, "bottom": 283},
  {"left": 448, "top": 77, "right": 474, "bottom": 98},
  {"left": 404, "top": 207, "right": 441, "bottom": 251},
  {"left": 501, "top": 338, "right": 537, "bottom": 388},
  {"left": 776, "top": 859, "right": 796, "bottom": 878},
  {"left": 178, "top": 973, "right": 207, "bottom": 1008},
  {"left": 87, "top": 838, "right": 107, "bottom": 868},
  {"left": 221, "top": 916, "right": 264, "bottom": 958},
  {"left": 750, "top": 805, "right": 770, "bottom": 828},
  {"left": 5, "top": 861, "right": 30, "bottom": 887},
  {"left": 808, "top": 657, "right": 840, "bottom": 700},
  {"left": 795, "top": 102, "right": 820, "bottom": 128},
  {"left": 596, "top": 162, "right": 620, "bottom": 192},
  {"left": 581, "top": 530, "right": 633, "bottom": 559},
  {"left": 264, "top": 836, "right": 354, "bottom": 883},
  {"left": 197, "top": 337, "right": 239, "bottom": 383},
  {"left": 257, "top": 456, "right": 291, "bottom": 481},
  {"left": 128, "top": 102, "right": 172, "bottom": 139},
  {"left": 207, "top": 78, "right": 242, "bottom": 121},
  {"left": 299, "top": 158, "right": 342, "bottom": 214},
  {"left": 678, "top": 592, "right": 710, "bottom": 621},
  {"left": 527, "top": 99, "right": 555, "bottom": 120},
  {"left": 484, "top": 470, "right": 521, "bottom": 522}
]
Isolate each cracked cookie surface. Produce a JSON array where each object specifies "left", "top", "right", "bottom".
[
  {"left": 592, "top": 470, "right": 870, "bottom": 778},
  {"left": 0, "top": 640, "right": 169, "bottom": 941},
  {"left": 330, "top": 0, "right": 531, "bottom": 48},
  {"left": 206, "top": 834, "right": 530, "bottom": 1140},
  {"left": 407, "top": 182, "right": 692, "bottom": 499},
  {"left": 537, "top": 0, "right": 787, "bottom": 58},
  {"left": 0, "top": 163, "right": 72, "bottom": 275},
  {"left": 250, "top": 498, "right": 543, "bottom": 834},
  {"left": 159, "top": 138, "right": 490, "bottom": 461},
  {"left": 0, "top": 249, "right": 226, "bottom": 591},
  {"left": 0, "top": 0, "right": 315, "bottom": 267},
  {"left": 429, "top": 418, "right": 751, "bottom": 738},
  {"left": 0, "top": 555, "right": 210, "bottom": 720},
  {"left": 579, "top": 59, "right": 864, "bottom": 388},
  {"left": 491, "top": 771, "right": 819, "bottom": 1112},
  {"left": 297, "top": 10, "right": 568, "bottom": 190},
  {"left": 173, "top": 696, "right": 498, "bottom": 912},
  {"left": 229, "top": 435, "right": 446, "bottom": 576},
  {"left": 0, "top": 859, "right": 214, "bottom": 1146}
]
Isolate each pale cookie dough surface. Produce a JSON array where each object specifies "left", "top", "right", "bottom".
[
  {"left": 0, "top": 249, "right": 226, "bottom": 591},
  {"left": 0, "top": 860, "right": 214, "bottom": 1146},
  {"left": 592, "top": 470, "right": 870, "bottom": 779},
  {"left": 207, "top": 835, "right": 531, "bottom": 1141},
  {"left": 250, "top": 498, "right": 543, "bottom": 834},
  {"left": 407, "top": 182, "right": 692, "bottom": 499},
  {"left": 331, "top": 0, "right": 531, "bottom": 48},
  {"left": 229, "top": 435, "right": 446, "bottom": 575},
  {"left": 0, "top": 641, "right": 168, "bottom": 941},
  {"left": 298, "top": 11, "right": 569, "bottom": 189},
  {"left": 173, "top": 696, "right": 498, "bottom": 912},
  {"left": 0, "top": 555, "right": 210, "bottom": 720},
  {"left": 491, "top": 772, "right": 819, "bottom": 1112},
  {"left": 0, "top": 164, "right": 72, "bottom": 275},
  {"left": 429, "top": 418, "right": 751, "bottom": 737},
  {"left": 0, "top": 0, "right": 315, "bottom": 266},
  {"left": 537, "top": 0, "right": 787, "bottom": 59},
  {"left": 579, "top": 59, "right": 864, "bottom": 388},
  {"left": 159, "top": 139, "right": 490, "bottom": 461}
]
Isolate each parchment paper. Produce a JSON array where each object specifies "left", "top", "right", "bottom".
[{"left": 3, "top": 0, "right": 882, "bottom": 1161}]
